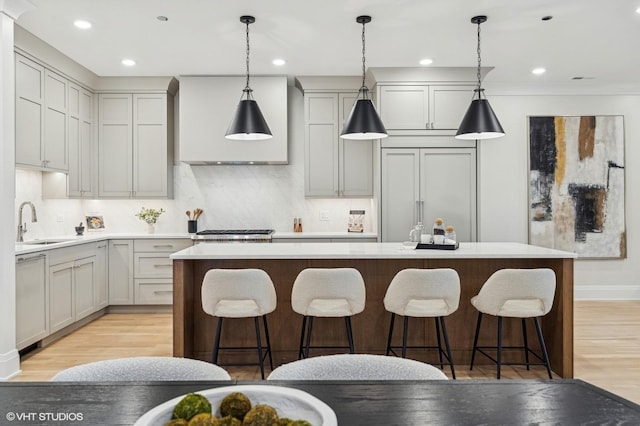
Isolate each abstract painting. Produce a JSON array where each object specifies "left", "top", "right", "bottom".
[{"left": 528, "top": 116, "right": 625, "bottom": 258}]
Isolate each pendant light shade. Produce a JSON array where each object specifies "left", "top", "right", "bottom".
[
  {"left": 225, "top": 15, "right": 272, "bottom": 141},
  {"left": 455, "top": 15, "right": 505, "bottom": 140},
  {"left": 341, "top": 99, "right": 388, "bottom": 140},
  {"left": 226, "top": 99, "right": 272, "bottom": 140},
  {"left": 340, "top": 15, "right": 387, "bottom": 140}
]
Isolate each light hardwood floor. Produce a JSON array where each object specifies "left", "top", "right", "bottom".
[{"left": 12, "top": 301, "right": 640, "bottom": 405}]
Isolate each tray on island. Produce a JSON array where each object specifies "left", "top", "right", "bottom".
[{"left": 416, "top": 242, "right": 459, "bottom": 250}]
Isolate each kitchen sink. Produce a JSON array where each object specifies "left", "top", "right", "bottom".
[{"left": 18, "top": 239, "right": 74, "bottom": 245}]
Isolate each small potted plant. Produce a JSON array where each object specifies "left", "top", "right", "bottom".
[{"left": 135, "top": 207, "right": 165, "bottom": 233}]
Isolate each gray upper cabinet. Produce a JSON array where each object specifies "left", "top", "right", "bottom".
[
  {"left": 304, "top": 91, "right": 374, "bottom": 197},
  {"left": 15, "top": 53, "right": 70, "bottom": 172},
  {"left": 67, "top": 83, "right": 94, "bottom": 197},
  {"left": 378, "top": 85, "right": 474, "bottom": 131},
  {"left": 98, "top": 93, "right": 173, "bottom": 198}
]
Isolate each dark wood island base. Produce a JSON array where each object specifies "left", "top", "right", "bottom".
[{"left": 173, "top": 246, "right": 574, "bottom": 378}]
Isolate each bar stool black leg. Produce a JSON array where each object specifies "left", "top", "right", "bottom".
[
  {"left": 534, "top": 317, "right": 553, "bottom": 379},
  {"left": 386, "top": 313, "right": 396, "bottom": 356},
  {"left": 435, "top": 317, "right": 444, "bottom": 369},
  {"left": 298, "top": 316, "right": 307, "bottom": 359},
  {"left": 522, "top": 318, "right": 530, "bottom": 370},
  {"left": 254, "top": 317, "right": 265, "bottom": 379},
  {"left": 305, "top": 316, "right": 314, "bottom": 358},
  {"left": 345, "top": 317, "right": 355, "bottom": 354},
  {"left": 470, "top": 312, "right": 482, "bottom": 370},
  {"left": 212, "top": 317, "right": 223, "bottom": 365},
  {"left": 402, "top": 316, "right": 409, "bottom": 358},
  {"left": 497, "top": 316, "right": 503, "bottom": 379},
  {"left": 262, "top": 315, "right": 273, "bottom": 371},
  {"left": 440, "top": 316, "right": 456, "bottom": 379}
]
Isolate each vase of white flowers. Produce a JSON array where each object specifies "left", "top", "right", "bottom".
[{"left": 135, "top": 207, "right": 165, "bottom": 233}]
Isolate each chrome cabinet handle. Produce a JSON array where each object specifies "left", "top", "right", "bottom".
[
  {"left": 153, "top": 290, "right": 173, "bottom": 295},
  {"left": 16, "top": 253, "right": 46, "bottom": 263}
]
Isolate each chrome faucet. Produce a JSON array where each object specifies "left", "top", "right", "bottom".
[{"left": 17, "top": 201, "right": 38, "bottom": 242}]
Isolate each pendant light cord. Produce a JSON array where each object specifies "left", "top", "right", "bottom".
[
  {"left": 475, "top": 19, "right": 483, "bottom": 99},
  {"left": 360, "top": 20, "right": 367, "bottom": 97},
  {"left": 244, "top": 19, "right": 252, "bottom": 97}
]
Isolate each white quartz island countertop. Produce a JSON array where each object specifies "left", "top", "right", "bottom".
[{"left": 170, "top": 242, "right": 577, "bottom": 260}]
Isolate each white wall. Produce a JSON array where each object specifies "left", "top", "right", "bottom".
[{"left": 480, "top": 93, "right": 640, "bottom": 300}]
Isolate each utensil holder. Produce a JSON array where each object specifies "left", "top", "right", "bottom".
[{"left": 187, "top": 220, "right": 197, "bottom": 234}]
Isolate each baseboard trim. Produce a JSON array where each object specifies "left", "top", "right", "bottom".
[
  {"left": 0, "top": 349, "right": 21, "bottom": 381},
  {"left": 107, "top": 305, "right": 172, "bottom": 314},
  {"left": 575, "top": 285, "right": 640, "bottom": 300}
]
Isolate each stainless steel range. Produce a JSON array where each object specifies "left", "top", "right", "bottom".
[{"left": 191, "top": 229, "right": 274, "bottom": 243}]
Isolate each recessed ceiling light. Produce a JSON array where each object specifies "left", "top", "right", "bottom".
[
  {"left": 636, "top": 7, "right": 640, "bottom": 14},
  {"left": 532, "top": 67, "right": 546, "bottom": 75},
  {"left": 419, "top": 58, "right": 433, "bottom": 66},
  {"left": 272, "top": 58, "right": 286, "bottom": 66},
  {"left": 121, "top": 59, "right": 136, "bottom": 66},
  {"left": 73, "top": 20, "right": 92, "bottom": 29}
]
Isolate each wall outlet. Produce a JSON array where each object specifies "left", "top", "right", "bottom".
[
  {"left": 319, "top": 211, "right": 330, "bottom": 221},
  {"left": 56, "top": 214, "right": 64, "bottom": 223}
]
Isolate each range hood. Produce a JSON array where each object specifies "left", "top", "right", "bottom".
[{"left": 179, "top": 76, "right": 288, "bottom": 164}]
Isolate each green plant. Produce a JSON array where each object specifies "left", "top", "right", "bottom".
[{"left": 135, "top": 207, "right": 165, "bottom": 224}]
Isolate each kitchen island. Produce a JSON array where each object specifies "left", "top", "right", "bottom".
[{"left": 171, "top": 242, "right": 576, "bottom": 377}]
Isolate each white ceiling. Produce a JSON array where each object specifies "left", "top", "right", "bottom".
[{"left": 15, "top": 0, "right": 640, "bottom": 90}]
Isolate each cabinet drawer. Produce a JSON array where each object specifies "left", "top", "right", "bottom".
[
  {"left": 135, "top": 279, "right": 173, "bottom": 305},
  {"left": 134, "top": 254, "right": 173, "bottom": 278},
  {"left": 134, "top": 239, "right": 192, "bottom": 253}
]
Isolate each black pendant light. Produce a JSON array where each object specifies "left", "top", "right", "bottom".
[
  {"left": 340, "top": 15, "right": 387, "bottom": 140},
  {"left": 455, "top": 15, "right": 505, "bottom": 140},
  {"left": 225, "top": 15, "right": 272, "bottom": 140}
]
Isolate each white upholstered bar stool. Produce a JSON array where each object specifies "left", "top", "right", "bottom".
[
  {"left": 201, "top": 268, "right": 277, "bottom": 379},
  {"left": 50, "top": 357, "right": 231, "bottom": 381},
  {"left": 267, "top": 354, "right": 448, "bottom": 380},
  {"left": 291, "top": 268, "right": 366, "bottom": 359},
  {"left": 470, "top": 268, "right": 556, "bottom": 379},
  {"left": 383, "top": 268, "right": 460, "bottom": 378}
]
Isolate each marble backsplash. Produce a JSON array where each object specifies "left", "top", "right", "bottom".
[{"left": 15, "top": 165, "right": 376, "bottom": 239}]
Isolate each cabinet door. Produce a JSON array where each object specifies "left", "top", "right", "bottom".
[
  {"left": 339, "top": 93, "right": 374, "bottom": 197},
  {"left": 108, "top": 240, "right": 134, "bottom": 304},
  {"left": 95, "top": 242, "right": 108, "bottom": 309},
  {"left": 379, "top": 86, "right": 429, "bottom": 130},
  {"left": 419, "top": 147, "right": 477, "bottom": 242},
  {"left": 49, "top": 261, "right": 74, "bottom": 333},
  {"left": 15, "top": 54, "right": 44, "bottom": 168},
  {"left": 381, "top": 149, "right": 420, "bottom": 242},
  {"left": 68, "top": 84, "right": 94, "bottom": 197},
  {"left": 16, "top": 253, "right": 48, "bottom": 350},
  {"left": 43, "top": 70, "right": 68, "bottom": 171},
  {"left": 304, "top": 93, "right": 339, "bottom": 197},
  {"left": 74, "top": 256, "right": 96, "bottom": 321},
  {"left": 429, "top": 86, "right": 475, "bottom": 130},
  {"left": 133, "top": 94, "right": 168, "bottom": 197},
  {"left": 99, "top": 94, "right": 133, "bottom": 197}
]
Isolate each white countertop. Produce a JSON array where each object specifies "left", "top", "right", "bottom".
[
  {"left": 15, "top": 232, "right": 192, "bottom": 256},
  {"left": 272, "top": 231, "right": 377, "bottom": 239},
  {"left": 170, "top": 242, "right": 577, "bottom": 260}
]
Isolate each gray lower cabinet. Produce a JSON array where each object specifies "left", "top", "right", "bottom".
[
  {"left": 274, "top": 237, "right": 378, "bottom": 243},
  {"left": 49, "top": 254, "right": 96, "bottom": 334},
  {"left": 95, "top": 242, "right": 108, "bottom": 310},
  {"left": 108, "top": 240, "right": 134, "bottom": 305},
  {"left": 15, "top": 253, "right": 48, "bottom": 350},
  {"left": 133, "top": 239, "right": 192, "bottom": 305}
]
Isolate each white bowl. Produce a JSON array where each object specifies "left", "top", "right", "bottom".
[
  {"left": 135, "top": 385, "right": 337, "bottom": 426},
  {"left": 401, "top": 241, "right": 417, "bottom": 250}
]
